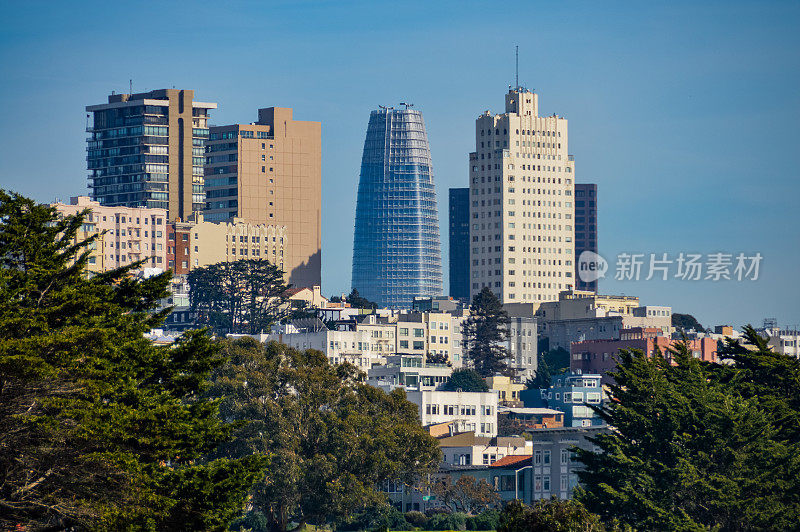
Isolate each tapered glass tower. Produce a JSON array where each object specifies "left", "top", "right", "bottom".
[{"left": 351, "top": 105, "right": 443, "bottom": 309}]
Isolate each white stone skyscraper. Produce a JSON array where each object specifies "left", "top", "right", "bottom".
[{"left": 468, "top": 87, "right": 575, "bottom": 303}]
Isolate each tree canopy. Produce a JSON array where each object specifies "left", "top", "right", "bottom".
[
  {"left": 431, "top": 475, "right": 499, "bottom": 515},
  {"left": 671, "top": 312, "right": 705, "bottom": 332},
  {"left": 575, "top": 328, "right": 800, "bottom": 530},
  {"left": 527, "top": 347, "right": 570, "bottom": 389},
  {"left": 188, "top": 258, "right": 289, "bottom": 335},
  {"left": 498, "top": 499, "right": 605, "bottom": 532},
  {"left": 206, "top": 338, "right": 442, "bottom": 531},
  {"left": 443, "top": 368, "right": 489, "bottom": 392},
  {"left": 463, "top": 287, "right": 512, "bottom": 377},
  {"left": 345, "top": 288, "right": 379, "bottom": 309},
  {"left": 0, "top": 191, "right": 264, "bottom": 531}
]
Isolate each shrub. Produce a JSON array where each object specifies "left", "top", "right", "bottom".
[{"left": 428, "top": 511, "right": 467, "bottom": 531}]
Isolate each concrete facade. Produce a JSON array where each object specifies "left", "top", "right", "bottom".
[
  {"left": 204, "top": 107, "right": 321, "bottom": 288},
  {"left": 407, "top": 389, "right": 499, "bottom": 437},
  {"left": 507, "top": 316, "right": 538, "bottom": 381},
  {"left": 188, "top": 213, "right": 287, "bottom": 271},
  {"left": 469, "top": 87, "right": 576, "bottom": 304},
  {"left": 53, "top": 196, "right": 168, "bottom": 273},
  {"left": 527, "top": 426, "right": 609, "bottom": 501},
  {"left": 571, "top": 327, "right": 718, "bottom": 383},
  {"left": 396, "top": 311, "right": 469, "bottom": 366},
  {"left": 520, "top": 371, "right": 606, "bottom": 427}
]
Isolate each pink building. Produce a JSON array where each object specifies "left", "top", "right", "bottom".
[
  {"left": 52, "top": 196, "right": 168, "bottom": 274},
  {"left": 571, "top": 327, "right": 718, "bottom": 383}
]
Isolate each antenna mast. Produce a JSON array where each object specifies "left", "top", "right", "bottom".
[{"left": 515, "top": 45, "right": 519, "bottom": 89}]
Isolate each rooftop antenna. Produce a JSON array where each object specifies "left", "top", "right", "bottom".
[
  {"left": 129, "top": 79, "right": 133, "bottom": 94},
  {"left": 515, "top": 45, "right": 519, "bottom": 90}
]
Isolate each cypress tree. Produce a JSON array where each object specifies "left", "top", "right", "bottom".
[{"left": 463, "top": 287, "right": 512, "bottom": 377}]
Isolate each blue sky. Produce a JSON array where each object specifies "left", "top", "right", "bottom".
[{"left": 1, "top": 0, "right": 798, "bottom": 329}]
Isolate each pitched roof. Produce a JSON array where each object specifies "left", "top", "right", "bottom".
[
  {"left": 489, "top": 455, "right": 532, "bottom": 468},
  {"left": 284, "top": 287, "right": 308, "bottom": 296}
]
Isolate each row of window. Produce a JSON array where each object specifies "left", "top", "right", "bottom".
[{"left": 426, "top": 404, "right": 494, "bottom": 416}]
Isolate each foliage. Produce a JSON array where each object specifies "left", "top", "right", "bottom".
[
  {"left": 0, "top": 191, "right": 264, "bottom": 531},
  {"left": 346, "top": 288, "right": 379, "bottom": 309},
  {"left": 188, "top": 258, "right": 290, "bottom": 335},
  {"left": 463, "top": 287, "right": 512, "bottom": 377},
  {"left": 498, "top": 498, "right": 606, "bottom": 532},
  {"left": 526, "top": 347, "right": 570, "bottom": 389},
  {"left": 671, "top": 312, "right": 705, "bottom": 332},
  {"left": 425, "top": 352, "right": 450, "bottom": 366},
  {"left": 403, "top": 510, "right": 428, "bottom": 527},
  {"left": 575, "top": 329, "right": 800, "bottom": 530},
  {"left": 230, "top": 510, "right": 270, "bottom": 532},
  {"left": 334, "top": 504, "right": 410, "bottom": 532},
  {"left": 431, "top": 475, "right": 500, "bottom": 514},
  {"left": 288, "top": 299, "right": 317, "bottom": 320},
  {"left": 207, "top": 338, "right": 442, "bottom": 532},
  {"left": 427, "top": 511, "right": 467, "bottom": 531},
  {"left": 465, "top": 508, "right": 501, "bottom": 530},
  {"left": 443, "top": 368, "right": 489, "bottom": 392}
]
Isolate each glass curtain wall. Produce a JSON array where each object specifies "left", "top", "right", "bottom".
[{"left": 351, "top": 106, "right": 443, "bottom": 308}]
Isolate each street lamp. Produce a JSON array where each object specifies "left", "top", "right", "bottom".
[{"left": 514, "top": 465, "right": 533, "bottom": 501}]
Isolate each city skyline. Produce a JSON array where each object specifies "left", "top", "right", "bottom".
[{"left": 0, "top": 1, "right": 798, "bottom": 328}]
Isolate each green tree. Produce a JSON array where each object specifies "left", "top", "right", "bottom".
[
  {"left": 527, "top": 347, "right": 570, "bottom": 389},
  {"left": 0, "top": 191, "right": 264, "bottom": 531},
  {"left": 207, "top": 337, "right": 442, "bottom": 531},
  {"left": 346, "top": 287, "right": 379, "bottom": 309},
  {"left": 575, "top": 330, "right": 800, "bottom": 530},
  {"left": 498, "top": 498, "right": 605, "bottom": 532},
  {"left": 188, "top": 258, "right": 289, "bottom": 335},
  {"left": 432, "top": 475, "right": 500, "bottom": 514},
  {"left": 671, "top": 312, "right": 705, "bottom": 332},
  {"left": 463, "top": 287, "right": 512, "bottom": 377},
  {"left": 426, "top": 352, "right": 450, "bottom": 365},
  {"left": 443, "top": 368, "right": 489, "bottom": 392}
]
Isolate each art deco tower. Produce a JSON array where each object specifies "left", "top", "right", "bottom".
[
  {"left": 468, "top": 87, "right": 576, "bottom": 303},
  {"left": 351, "top": 105, "right": 443, "bottom": 309}
]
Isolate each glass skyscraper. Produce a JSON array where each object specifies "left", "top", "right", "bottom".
[
  {"left": 351, "top": 105, "right": 443, "bottom": 309},
  {"left": 86, "top": 89, "right": 216, "bottom": 221},
  {"left": 448, "top": 187, "right": 470, "bottom": 302}
]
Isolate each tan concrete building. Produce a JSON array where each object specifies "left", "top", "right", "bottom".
[
  {"left": 86, "top": 89, "right": 217, "bottom": 221},
  {"left": 469, "top": 87, "right": 575, "bottom": 304},
  {"left": 538, "top": 290, "right": 640, "bottom": 321},
  {"left": 187, "top": 213, "right": 287, "bottom": 270},
  {"left": 204, "top": 107, "right": 321, "bottom": 288},
  {"left": 52, "top": 196, "right": 168, "bottom": 273},
  {"left": 396, "top": 310, "right": 469, "bottom": 367}
]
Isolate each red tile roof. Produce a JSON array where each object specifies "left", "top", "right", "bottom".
[{"left": 489, "top": 454, "right": 532, "bottom": 468}]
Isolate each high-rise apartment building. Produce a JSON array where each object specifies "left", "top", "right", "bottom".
[
  {"left": 468, "top": 87, "right": 575, "bottom": 303},
  {"left": 86, "top": 89, "right": 216, "bottom": 221},
  {"left": 204, "top": 107, "right": 321, "bottom": 287},
  {"left": 52, "top": 196, "right": 168, "bottom": 273},
  {"left": 351, "top": 105, "right": 443, "bottom": 309},
  {"left": 574, "top": 183, "right": 598, "bottom": 292},
  {"left": 449, "top": 188, "right": 470, "bottom": 302}
]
